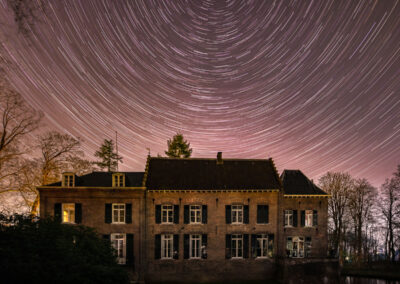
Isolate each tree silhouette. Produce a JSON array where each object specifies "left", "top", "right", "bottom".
[
  {"left": 165, "top": 133, "right": 192, "bottom": 158},
  {"left": 94, "top": 139, "right": 122, "bottom": 172}
]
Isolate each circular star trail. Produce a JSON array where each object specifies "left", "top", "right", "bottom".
[{"left": 0, "top": 0, "right": 399, "bottom": 186}]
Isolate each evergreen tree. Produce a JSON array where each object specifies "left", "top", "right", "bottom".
[
  {"left": 94, "top": 139, "right": 122, "bottom": 171},
  {"left": 165, "top": 133, "right": 192, "bottom": 158}
]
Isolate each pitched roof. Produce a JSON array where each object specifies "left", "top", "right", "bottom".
[
  {"left": 145, "top": 156, "right": 281, "bottom": 190},
  {"left": 46, "top": 172, "right": 144, "bottom": 187},
  {"left": 280, "top": 170, "right": 327, "bottom": 195}
]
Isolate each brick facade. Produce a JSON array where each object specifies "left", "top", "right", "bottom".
[{"left": 38, "top": 155, "right": 331, "bottom": 283}]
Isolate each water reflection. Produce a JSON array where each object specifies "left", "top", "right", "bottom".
[{"left": 342, "top": 277, "right": 400, "bottom": 284}]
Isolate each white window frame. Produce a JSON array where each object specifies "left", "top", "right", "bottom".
[
  {"left": 161, "top": 234, "right": 173, "bottom": 259},
  {"left": 62, "top": 173, "right": 74, "bottom": 187},
  {"left": 231, "top": 234, "right": 243, "bottom": 258},
  {"left": 111, "top": 233, "right": 126, "bottom": 264},
  {"left": 112, "top": 203, "right": 126, "bottom": 224},
  {"left": 256, "top": 234, "right": 269, "bottom": 258},
  {"left": 305, "top": 210, "right": 313, "bottom": 227},
  {"left": 285, "top": 210, "right": 293, "bottom": 227},
  {"left": 287, "top": 236, "right": 304, "bottom": 258},
  {"left": 189, "top": 234, "right": 201, "bottom": 259},
  {"left": 161, "top": 204, "right": 174, "bottom": 224},
  {"left": 232, "top": 205, "right": 243, "bottom": 224},
  {"left": 62, "top": 203, "right": 75, "bottom": 224},
  {"left": 190, "top": 205, "right": 202, "bottom": 224},
  {"left": 112, "top": 173, "right": 125, "bottom": 187}
]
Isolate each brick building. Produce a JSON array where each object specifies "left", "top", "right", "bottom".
[{"left": 38, "top": 153, "right": 331, "bottom": 283}]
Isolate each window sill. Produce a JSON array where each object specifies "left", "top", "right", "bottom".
[
  {"left": 256, "top": 223, "right": 269, "bottom": 225},
  {"left": 111, "top": 222, "right": 126, "bottom": 225}
]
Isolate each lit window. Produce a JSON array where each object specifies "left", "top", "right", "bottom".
[
  {"left": 190, "top": 234, "right": 201, "bottom": 259},
  {"left": 305, "top": 210, "right": 313, "bottom": 227},
  {"left": 161, "top": 205, "right": 173, "bottom": 224},
  {"left": 161, "top": 234, "right": 173, "bottom": 259},
  {"left": 111, "top": 233, "right": 126, "bottom": 264},
  {"left": 112, "top": 173, "right": 125, "bottom": 187},
  {"left": 232, "top": 205, "right": 243, "bottom": 224},
  {"left": 231, "top": 234, "right": 243, "bottom": 258},
  {"left": 190, "top": 205, "right": 201, "bottom": 224},
  {"left": 62, "top": 173, "right": 74, "bottom": 187},
  {"left": 62, "top": 203, "right": 75, "bottom": 223},
  {"left": 284, "top": 210, "right": 293, "bottom": 227},
  {"left": 112, "top": 203, "right": 125, "bottom": 224},
  {"left": 286, "top": 236, "right": 304, "bottom": 258}
]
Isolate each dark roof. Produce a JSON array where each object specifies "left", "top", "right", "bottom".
[
  {"left": 145, "top": 157, "right": 281, "bottom": 190},
  {"left": 281, "top": 170, "right": 327, "bottom": 195},
  {"left": 46, "top": 172, "right": 144, "bottom": 187}
]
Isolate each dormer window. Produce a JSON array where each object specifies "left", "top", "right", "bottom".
[
  {"left": 112, "top": 173, "right": 125, "bottom": 187},
  {"left": 62, "top": 173, "right": 75, "bottom": 187}
]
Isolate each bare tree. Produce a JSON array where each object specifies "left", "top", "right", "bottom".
[
  {"left": 348, "top": 178, "right": 376, "bottom": 265},
  {"left": 319, "top": 172, "right": 353, "bottom": 264},
  {"left": 30, "top": 131, "right": 94, "bottom": 215},
  {"left": 380, "top": 165, "right": 400, "bottom": 262}
]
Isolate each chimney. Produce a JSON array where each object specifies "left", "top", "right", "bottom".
[{"left": 217, "top": 152, "right": 223, "bottom": 165}]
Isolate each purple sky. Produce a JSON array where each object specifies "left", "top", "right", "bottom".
[{"left": 1, "top": 0, "right": 399, "bottom": 187}]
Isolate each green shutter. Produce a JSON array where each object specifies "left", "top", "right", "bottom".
[
  {"left": 154, "top": 234, "right": 161, "bottom": 259},
  {"left": 244, "top": 205, "right": 249, "bottom": 224},
  {"left": 202, "top": 205, "right": 207, "bottom": 224},
  {"left": 125, "top": 203, "right": 132, "bottom": 224},
  {"left": 184, "top": 234, "right": 189, "bottom": 259},
  {"left": 293, "top": 210, "right": 298, "bottom": 227},
  {"left": 301, "top": 210, "right": 305, "bottom": 227},
  {"left": 184, "top": 205, "right": 189, "bottom": 224},
  {"left": 226, "top": 206, "right": 231, "bottom": 224},
  {"left": 173, "top": 205, "right": 179, "bottom": 224},
  {"left": 126, "top": 234, "right": 134, "bottom": 266},
  {"left": 173, "top": 234, "right": 179, "bottom": 259},
  {"left": 226, "top": 234, "right": 232, "bottom": 259},
  {"left": 243, "top": 234, "right": 249, "bottom": 258},
  {"left": 155, "top": 205, "right": 161, "bottom": 224},
  {"left": 313, "top": 210, "right": 318, "bottom": 226},
  {"left": 75, "top": 203, "right": 82, "bottom": 224},
  {"left": 105, "top": 204, "right": 112, "bottom": 224},
  {"left": 201, "top": 234, "right": 207, "bottom": 259},
  {"left": 54, "top": 203, "right": 61, "bottom": 223}
]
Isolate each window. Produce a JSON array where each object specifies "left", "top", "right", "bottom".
[
  {"left": 111, "top": 233, "right": 126, "bottom": 264},
  {"left": 112, "top": 173, "right": 125, "bottom": 187},
  {"left": 256, "top": 234, "right": 269, "bottom": 258},
  {"left": 190, "top": 205, "right": 201, "bottom": 224},
  {"left": 305, "top": 210, "right": 313, "bottom": 227},
  {"left": 162, "top": 205, "right": 173, "bottom": 224},
  {"left": 286, "top": 236, "right": 304, "bottom": 258},
  {"left": 305, "top": 237, "right": 312, "bottom": 257},
  {"left": 62, "top": 203, "right": 75, "bottom": 223},
  {"left": 190, "top": 234, "right": 201, "bottom": 259},
  {"left": 232, "top": 205, "right": 243, "bottom": 224},
  {"left": 231, "top": 234, "right": 243, "bottom": 258},
  {"left": 62, "top": 173, "right": 74, "bottom": 187},
  {"left": 112, "top": 203, "right": 125, "bottom": 224},
  {"left": 284, "top": 210, "right": 293, "bottom": 227},
  {"left": 161, "top": 234, "right": 173, "bottom": 259}
]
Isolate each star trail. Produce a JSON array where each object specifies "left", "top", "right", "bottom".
[{"left": 0, "top": 0, "right": 399, "bottom": 187}]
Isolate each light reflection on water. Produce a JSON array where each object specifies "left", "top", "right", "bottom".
[{"left": 341, "top": 277, "right": 400, "bottom": 284}]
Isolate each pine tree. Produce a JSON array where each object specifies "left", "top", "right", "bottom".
[
  {"left": 94, "top": 139, "right": 123, "bottom": 171},
  {"left": 165, "top": 133, "right": 192, "bottom": 158}
]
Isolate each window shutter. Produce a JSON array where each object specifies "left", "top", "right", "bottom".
[
  {"left": 268, "top": 234, "right": 274, "bottom": 256},
  {"left": 155, "top": 205, "right": 161, "bottom": 224},
  {"left": 105, "top": 204, "right": 112, "bottom": 224},
  {"left": 184, "top": 205, "right": 189, "bottom": 224},
  {"left": 125, "top": 203, "right": 132, "bottom": 224},
  {"left": 173, "top": 205, "right": 179, "bottom": 224},
  {"left": 251, "top": 234, "right": 257, "bottom": 258},
  {"left": 54, "top": 203, "right": 61, "bottom": 223},
  {"left": 283, "top": 210, "right": 287, "bottom": 227},
  {"left": 257, "top": 205, "right": 262, "bottom": 223},
  {"left": 75, "top": 203, "right": 82, "bottom": 224},
  {"left": 265, "top": 205, "right": 269, "bottom": 223},
  {"left": 154, "top": 234, "right": 161, "bottom": 259},
  {"left": 313, "top": 210, "right": 318, "bottom": 226},
  {"left": 184, "top": 234, "right": 189, "bottom": 259},
  {"left": 126, "top": 234, "right": 134, "bottom": 266},
  {"left": 301, "top": 210, "right": 305, "bottom": 227},
  {"left": 225, "top": 234, "right": 232, "bottom": 259},
  {"left": 243, "top": 234, "right": 249, "bottom": 258},
  {"left": 293, "top": 210, "right": 298, "bottom": 227},
  {"left": 173, "top": 234, "right": 179, "bottom": 259},
  {"left": 202, "top": 205, "right": 207, "bottom": 224},
  {"left": 226, "top": 205, "right": 231, "bottom": 224},
  {"left": 201, "top": 234, "right": 207, "bottom": 259},
  {"left": 103, "top": 234, "right": 110, "bottom": 242},
  {"left": 244, "top": 205, "right": 249, "bottom": 224}
]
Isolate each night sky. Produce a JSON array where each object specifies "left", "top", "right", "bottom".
[{"left": 0, "top": 0, "right": 399, "bottom": 187}]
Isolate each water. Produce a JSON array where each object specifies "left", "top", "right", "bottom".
[{"left": 342, "top": 277, "right": 400, "bottom": 284}]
